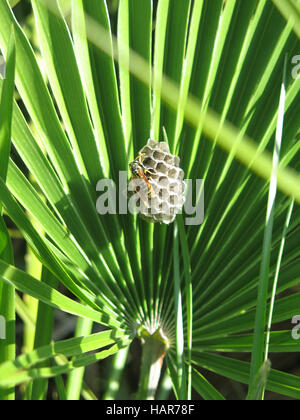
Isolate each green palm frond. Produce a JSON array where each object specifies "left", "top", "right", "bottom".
[{"left": 0, "top": 0, "right": 299, "bottom": 400}]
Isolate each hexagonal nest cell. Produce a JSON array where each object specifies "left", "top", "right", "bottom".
[{"left": 129, "top": 139, "right": 186, "bottom": 224}]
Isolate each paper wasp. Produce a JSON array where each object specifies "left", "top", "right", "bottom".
[{"left": 129, "top": 153, "right": 155, "bottom": 199}]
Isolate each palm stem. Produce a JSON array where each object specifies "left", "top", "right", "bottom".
[{"left": 136, "top": 327, "right": 168, "bottom": 400}]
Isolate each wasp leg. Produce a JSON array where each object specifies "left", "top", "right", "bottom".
[
  {"left": 144, "top": 168, "right": 156, "bottom": 177},
  {"left": 135, "top": 152, "right": 146, "bottom": 164},
  {"left": 148, "top": 186, "right": 155, "bottom": 198}
]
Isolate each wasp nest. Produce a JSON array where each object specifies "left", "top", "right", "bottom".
[{"left": 129, "top": 139, "right": 186, "bottom": 224}]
